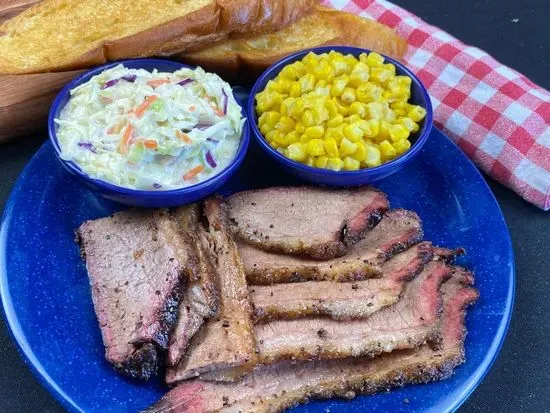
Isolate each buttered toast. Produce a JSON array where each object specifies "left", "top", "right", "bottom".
[
  {"left": 0, "top": 0, "right": 318, "bottom": 74},
  {"left": 180, "top": 7, "right": 407, "bottom": 80}
]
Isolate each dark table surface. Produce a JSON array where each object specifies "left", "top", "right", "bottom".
[{"left": 1, "top": 1, "right": 549, "bottom": 412}]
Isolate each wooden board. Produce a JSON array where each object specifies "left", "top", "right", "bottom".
[{"left": 0, "top": 0, "right": 84, "bottom": 143}]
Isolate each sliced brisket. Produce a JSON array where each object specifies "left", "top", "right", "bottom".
[
  {"left": 250, "top": 242, "right": 433, "bottom": 323},
  {"left": 77, "top": 209, "right": 193, "bottom": 380},
  {"left": 228, "top": 186, "right": 389, "bottom": 260},
  {"left": 166, "top": 197, "right": 257, "bottom": 384},
  {"left": 145, "top": 271, "right": 478, "bottom": 413},
  {"left": 167, "top": 205, "right": 219, "bottom": 367},
  {"left": 242, "top": 209, "right": 423, "bottom": 285},
  {"left": 254, "top": 260, "right": 450, "bottom": 364}
]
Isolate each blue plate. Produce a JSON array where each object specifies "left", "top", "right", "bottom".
[{"left": 0, "top": 125, "right": 514, "bottom": 413}]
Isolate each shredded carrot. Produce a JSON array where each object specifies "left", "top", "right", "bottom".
[
  {"left": 107, "top": 121, "right": 124, "bottom": 135},
  {"left": 147, "top": 78, "right": 171, "bottom": 88},
  {"left": 176, "top": 130, "right": 192, "bottom": 144},
  {"left": 118, "top": 124, "right": 134, "bottom": 154},
  {"left": 211, "top": 104, "right": 224, "bottom": 117},
  {"left": 189, "top": 105, "right": 196, "bottom": 112},
  {"left": 134, "top": 95, "right": 158, "bottom": 118},
  {"left": 143, "top": 140, "right": 158, "bottom": 149},
  {"left": 183, "top": 165, "right": 204, "bottom": 180}
]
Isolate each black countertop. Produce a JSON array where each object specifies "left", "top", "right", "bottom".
[{"left": 1, "top": 1, "right": 549, "bottom": 411}]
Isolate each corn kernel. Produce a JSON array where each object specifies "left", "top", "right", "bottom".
[
  {"left": 391, "top": 101, "right": 413, "bottom": 111},
  {"left": 325, "top": 99, "right": 338, "bottom": 117},
  {"left": 344, "top": 123, "right": 364, "bottom": 142},
  {"left": 344, "top": 54, "right": 357, "bottom": 68},
  {"left": 349, "top": 62, "right": 370, "bottom": 87},
  {"left": 287, "top": 143, "right": 307, "bottom": 161},
  {"left": 273, "top": 132, "right": 289, "bottom": 147},
  {"left": 264, "top": 111, "right": 281, "bottom": 127},
  {"left": 326, "top": 114, "right": 344, "bottom": 128},
  {"left": 307, "top": 139, "right": 325, "bottom": 156},
  {"left": 408, "top": 105, "right": 427, "bottom": 122},
  {"left": 326, "top": 157, "right": 344, "bottom": 171},
  {"left": 290, "top": 99, "right": 304, "bottom": 119},
  {"left": 364, "top": 145, "right": 382, "bottom": 167},
  {"left": 341, "top": 87, "right": 357, "bottom": 105},
  {"left": 383, "top": 63, "right": 396, "bottom": 77},
  {"left": 303, "top": 52, "right": 319, "bottom": 68},
  {"left": 305, "top": 126, "right": 325, "bottom": 139},
  {"left": 363, "top": 119, "right": 380, "bottom": 138},
  {"left": 378, "top": 121, "right": 390, "bottom": 140},
  {"left": 289, "top": 81, "right": 301, "bottom": 97},
  {"left": 311, "top": 107, "right": 329, "bottom": 125},
  {"left": 345, "top": 114, "right": 361, "bottom": 124},
  {"left": 295, "top": 122, "right": 306, "bottom": 134},
  {"left": 340, "top": 137, "right": 358, "bottom": 156},
  {"left": 366, "top": 102, "right": 384, "bottom": 120},
  {"left": 356, "top": 83, "right": 383, "bottom": 103},
  {"left": 299, "top": 73, "right": 316, "bottom": 93},
  {"left": 365, "top": 52, "right": 385, "bottom": 67},
  {"left": 279, "top": 65, "right": 299, "bottom": 81},
  {"left": 333, "top": 99, "right": 349, "bottom": 115},
  {"left": 316, "top": 155, "right": 328, "bottom": 168},
  {"left": 393, "top": 138, "right": 411, "bottom": 155},
  {"left": 389, "top": 124, "right": 410, "bottom": 142},
  {"left": 397, "top": 117, "right": 419, "bottom": 133},
  {"left": 343, "top": 156, "right": 361, "bottom": 171},
  {"left": 299, "top": 134, "right": 310, "bottom": 144},
  {"left": 292, "top": 61, "right": 307, "bottom": 77},
  {"left": 324, "top": 138, "right": 339, "bottom": 157},
  {"left": 349, "top": 102, "right": 367, "bottom": 117},
  {"left": 265, "top": 130, "right": 277, "bottom": 143},
  {"left": 370, "top": 67, "right": 393, "bottom": 84},
  {"left": 286, "top": 131, "right": 299, "bottom": 144},
  {"left": 304, "top": 156, "right": 315, "bottom": 167},
  {"left": 280, "top": 97, "right": 295, "bottom": 116},
  {"left": 396, "top": 75, "right": 412, "bottom": 86},
  {"left": 330, "top": 56, "right": 350, "bottom": 76},
  {"left": 301, "top": 110, "right": 315, "bottom": 127},
  {"left": 331, "top": 75, "right": 349, "bottom": 97},
  {"left": 260, "top": 124, "right": 271, "bottom": 135},
  {"left": 379, "top": 140, "right": 396, "bottom": 159},
  {"left": 313, "top": 61, "right": 334, "bottom": 82},
  {"left": 276, "top": 116, "right": 295, "bottom": 133},
  {"left": 352, "top": 141, "right": 367, "bottom": 161}
]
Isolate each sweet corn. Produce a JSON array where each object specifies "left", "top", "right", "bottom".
[
  {"left": 340, "top": 137, "right": 358, "bottom": 156},
  {"left": 331, "top": 75, "right": 349, "bottom": 97},
  {"left": 389, "top": 124, "right": 410, "bottom": 142},
  {"left": 408, "top": 105, "right": 427, "bottom": 122},
  {"left": 379, "top": 140, "right": 396, "bottom": 159},
  {"left": 316, "top": 155, "right": 329, "bottom": 168},
  {"left": 327, "top": 114, "right": 344, "bottom": 128},
  {"left": 287, "top": 143, "right": 307, "bottom": 161},
  {"left": 307, "top": 139, "right": 325, "bottom": 156},
  {"left": 326, "top": 157, "right": 344, "bottom": 171},
  {"left": 343, "top": 156, "right": 361, "bottom": 171},
  {"left": 341, "top": 87, "right": 357, "bottom": 105},
  {"left": 324, "top": 138, "right": 339, "bottom": 157},
  {"left": 255, "top": 51, "right": 425, "bottom": 170},
  {"left": 393, "top": 138, "right": 411, "bottom": 155},
  {"left": 344, "top": 123, "right": 364, "bottom": 142},
  {"left": 305, "top": 126, "right": 325, "bottom": 139}
]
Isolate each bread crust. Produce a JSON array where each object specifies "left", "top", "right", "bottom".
[
  {"left": 0, "top": 0, "right": 317, "bottom": 74},
  {"left": 181, "top": 7, "right": 407, "bottom": 81}
]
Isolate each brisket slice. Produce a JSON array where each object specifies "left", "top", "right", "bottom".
[
  {"left": 145, "top": 272, "right": 478, "bottom": 413},
  {"left": 228, "top": 186, "right": 389, "bottom": 260},
  {"left": 250, "top": 242, "right": 434, "bottom": 323},
  {"left": 167, "top": 205, "right": 220, "bottom": 367},
  {"left": 242, "top": 209, "right": 423, "bottom": 285},
  {"left": 165, "top": 197, "right": 257, "bottom": 384},
  {"left": 76, "top": 209, "right": 194, "bottom": 380},
  {"left": 254, "top": 260, "right": 451, "bottom": 364}
]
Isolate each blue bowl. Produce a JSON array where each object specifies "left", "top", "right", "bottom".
[
  {"left": 247, "top": 46, "right": 433, "bottom": 186},
  {"left": 48, "top": 58, "right": 250, "bottom": 208}
]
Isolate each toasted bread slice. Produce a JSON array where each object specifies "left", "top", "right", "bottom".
[
  {"left": 180, "top": 6, "right": 407, "bottom": 80},
  {"left": 0, "top": 0, "right": 318, "bottom": 74}
]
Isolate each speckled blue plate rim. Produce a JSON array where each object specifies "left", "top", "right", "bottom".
[{"left": 0, "top": 127, "right": 515, "bottom": 413}]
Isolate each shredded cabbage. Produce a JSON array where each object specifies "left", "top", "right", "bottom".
[{"left": 55, "top": 64, "right": 245, "bottom": 190}]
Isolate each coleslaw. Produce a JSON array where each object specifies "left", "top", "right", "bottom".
[{"left": 55, "top": 64, "right": 245, "bottom": 190}]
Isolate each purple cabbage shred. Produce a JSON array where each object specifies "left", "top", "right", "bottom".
[
  {"left": 222, "top": 89, "right": 229, "bottom": 115},
  {"left": 205, "top": 150, "right": 217, "bottom": 168},
  {"left": 206, "top": 138, "right": 219, "bottom": 143},
  {"left": 178, "top": 78, "right": 195, "bottom": 86},
  {"left": 153, "top": 183, "right": 162, "bottom": 189},
  {"left": 101, "top": 74, "right": 137, "bottom": 90},
  {"left": 77, "top": 142, "right": 97, "bottom": 153}
]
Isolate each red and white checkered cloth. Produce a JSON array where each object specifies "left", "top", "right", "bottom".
[{"left": 323, "top": 0, "right": 550, "bottom": 210}]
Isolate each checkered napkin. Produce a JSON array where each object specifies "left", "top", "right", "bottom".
[{"left": 323, "top": 0, "right": 550, "bottom": 210}]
